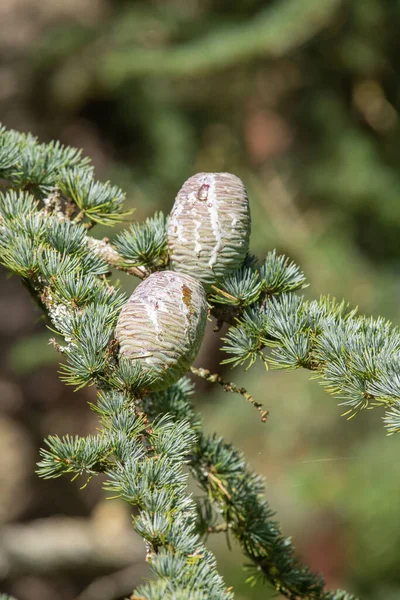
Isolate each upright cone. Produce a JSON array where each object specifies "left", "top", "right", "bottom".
[
  {"left": 167, "top": 172, "right": 251, "bottom": 291},
  {"left": 115, "top": 270, "right": 207, "bottom": 391}
]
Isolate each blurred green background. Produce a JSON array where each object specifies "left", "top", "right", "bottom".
[{"left": 1, "top": 1, "right": 400, "bottom": 599}]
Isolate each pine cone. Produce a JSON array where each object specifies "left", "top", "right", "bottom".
[
  {"left": 167, "top": 172, "right": 251, "bottom": 291},
  {"left": 115, "top": 271, "right": 207, "bottom": 391}
]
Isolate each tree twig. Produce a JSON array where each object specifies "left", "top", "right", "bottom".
[
  {"left": 207, "top": 523, "right": 228, "bottom": 534},
  {"left": 87, "top": 237, "right": 147, "bottom": 279},
  {"left": 190, "top": 366, "right": 268, "bottom": 422}
]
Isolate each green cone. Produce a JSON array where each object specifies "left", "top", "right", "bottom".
[
  {"left": 167, "top": 172, "right": 251, "bottom": 291},
  {"left": 115, "top": 270, "right": 208, "bottom": 391}
]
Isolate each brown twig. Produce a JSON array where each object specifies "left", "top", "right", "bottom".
[
  {"left": 207, "top": 523, "right": 228, "bottom": 534},
  {"left": 190, "top": 366, "right": 268, "bottom": 422},
  {"left": 87, "top": 237, "right": 147, "bottom": 279}
]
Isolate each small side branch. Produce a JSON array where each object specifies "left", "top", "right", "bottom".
[
  {"left": 190, "top": 366, "right": 268, "bottom": 422},
  {"left": 87, "top": 237, "right": 147, "bottom": 279},
  {"left": 207, "top": 523, "right": 228, "bottom": 534}
]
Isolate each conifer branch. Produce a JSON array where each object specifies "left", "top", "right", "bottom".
[
  {"left": 87, "top": 211, "right": 169, "bottom": 278},
  {"left": 190, "top": 366, "right": 268, "bottom": 422},
  {"left": 146, "top": 380, "right": 357, "bottom": 600},
  {"left": 0, "top": 124, "right": 359, "bottom": 599},
  {"left": 0, "top": 125, "right": 231, "bottom": 599},
  {"left": 87, "top": 237, "right": 147, "bottom": 279},
  {"left": 220, "top": 285, "right": 400, "bottom": 432},
  {"left": 182, "top": 249, "right": 400, "bottom": 434}
]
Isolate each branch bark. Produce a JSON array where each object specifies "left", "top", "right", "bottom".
[{"left": 87, "top": 237, "right": 147, "bottom": 279}]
